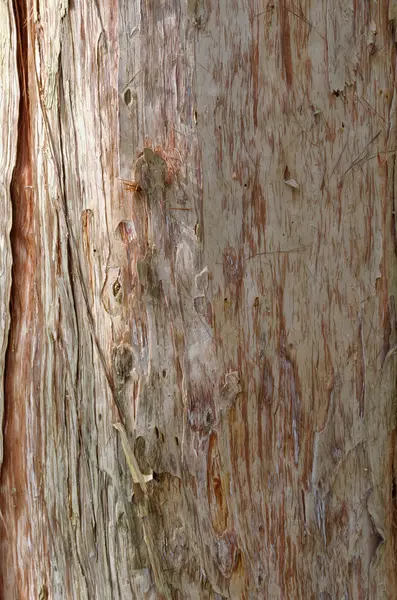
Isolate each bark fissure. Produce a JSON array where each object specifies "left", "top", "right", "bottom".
[{"left": 1, "top": 0, "right": 33, "bottom": 595}]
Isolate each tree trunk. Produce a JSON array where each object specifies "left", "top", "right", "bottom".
[{"left": 1, "top": 0, "right": 397, "bottom": 598}]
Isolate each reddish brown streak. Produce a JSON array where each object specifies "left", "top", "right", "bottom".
[{"left": 280, "top": 0, "right": 293, "bottom": 87}]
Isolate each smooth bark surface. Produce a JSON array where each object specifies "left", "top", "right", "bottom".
[{"left": 1, "top": 0, "right": 397, "bottom": 598}]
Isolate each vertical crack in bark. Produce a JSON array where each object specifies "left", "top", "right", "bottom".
[
  {"left": 0, "top": 0, "right": 33, "bottom": 596},
  {"left": 33, "top": 23, "right": 120, "bottom": 416}
]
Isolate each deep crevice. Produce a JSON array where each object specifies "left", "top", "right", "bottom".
[
  {"left": 0, "top": 0, "right": 33, "bottom": 595},
  {"left": 2, "top": 0, "right": 32, "bottom": 461},
  {"left": 2, "top": 0, "right": 32, "bottom": 479}
]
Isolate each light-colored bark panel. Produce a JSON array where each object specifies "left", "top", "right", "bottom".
[{"left": 1, "top": 0, "right": 397, "bottom": 598}]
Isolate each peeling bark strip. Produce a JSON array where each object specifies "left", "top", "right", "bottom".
[{"left": 0, "top": 0, "right": 397, "bottom": 598}]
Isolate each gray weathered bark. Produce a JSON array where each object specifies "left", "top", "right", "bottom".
[{"left": 1, "top": 0, "right": 397, "bottom": 598}]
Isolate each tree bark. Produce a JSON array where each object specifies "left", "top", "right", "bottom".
[{"left": 1, "top": 0, "right": 397, "bottom": 598}]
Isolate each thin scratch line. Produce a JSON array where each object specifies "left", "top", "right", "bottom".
[{"left": 246, "top": 244, "right": 312, "bottom": 261}]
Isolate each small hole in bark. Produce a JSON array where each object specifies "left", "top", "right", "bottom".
[
  {"left": 98, "top": 413, "right": 102, "bottom": 421},
  {"left": 153, "top": 471, "right": 160, "bottom": 482},
  {"left": 332, "top": 90, "right": 340, "bottom": 97},
  {"left": 244, "top": 183, "right": 247, "bottom": 187},
  {"left": 234, "top": 550, "right": 241, "bottom": 569},
  {"left": 224, "top": 297, "right": 228, "bottom": 302},
  {"left": 205, "top": 410, "right": 213, "bottom": 425},
  {"left": 175, "top": 436, "right": 179, "bottom": 447},
  {"left": 162, "top": 369, "right": 167, "bottom": 378},
  {"left": 113, "top": 279, "right": 122, "bottom": 297},
  {"left": 155, "top": 427, "right": 159, "bottom": 439},
  {"left": 258, "top": 575, "right": 264, "bottom": 586},
  {"left": 124, "top": 88, "right": 132, "bottom": 105}
]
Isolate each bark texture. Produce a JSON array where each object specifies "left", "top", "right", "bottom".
[{"left": 1, "top": 0, "right": 397, "bottom": 598}]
